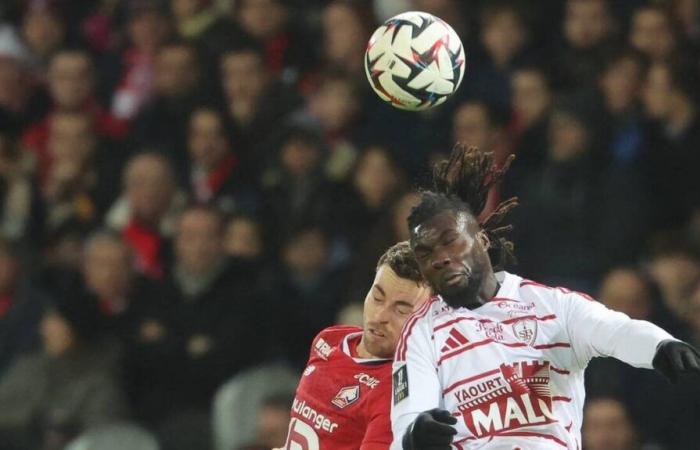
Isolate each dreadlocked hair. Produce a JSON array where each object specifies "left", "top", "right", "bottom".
[{"left": 408, "top": 144, "right": 519, "bottom": 270}]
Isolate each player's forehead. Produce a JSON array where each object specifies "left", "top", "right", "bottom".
[
  {"left": 411, "top": 210, "right": 472, "bottom": 245},
  {"left": 373, "top": 265, "right": 428, "bottom": 304}
]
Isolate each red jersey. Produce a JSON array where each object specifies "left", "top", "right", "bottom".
[{"left": 284, "top": 326, "right": 393, "bottom": 450}]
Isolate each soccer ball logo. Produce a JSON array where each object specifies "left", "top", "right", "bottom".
[{"left": 365, "top": 11, "right": 466, "bottom": 111}]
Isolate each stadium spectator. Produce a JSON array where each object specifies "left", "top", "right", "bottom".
[
  {"left": 241, "top": 393, "right": 294, "bottom": 449},
  {"left": 105, "top": 152, "right": 185, "bottom": 279},
  {"left": 187, "top": 106, "right": 258, "bottom": 213},
  {"left": 583, "top": 397, "right": 642, "bottom": 450},
  {"left": 320, "top": 0, "right": 375, "bottom": 78},
  {"left": 22, "top": 48, "right": 129, "bottom": 166},
  {"left": 452, "top": 100, "right": 509, "bottom": 164},
  {"left": 647, "top": 246, "right": 700, "bottom": 321},
  {"left": 642, "top": 61, "right": 700, "bottom": 230},
  {"left": 223, "top": 214, "right": 265, "bottom": 261},
  {"left": 108, "top": 0, "right": 171, "bottom": 121},
  {"left": 132, "top": 40, "right": 204, "bottom": 171},
  {"left": 0, "top": 26, "right": 38, "bottom": 130},
  {"left": 557, "top": 0, "right": 616, "bottom": 89},
  {"left": 0, "top": 238, "right": 50, "bottom": 376},
  {"left": 19, "top": 1, "right": 67, "bottom": 72},
  {"left": 130, "top": 205, "right": 269, "bottom": 423},
  {"left": 598, "top": 47, "right": 647, "bottom": 166},
  {"left": 629, "top": 4, "right": 681, "bottom": 63},
  {"left": 0, "top": 293, "right": 127, "bottom": 450}
]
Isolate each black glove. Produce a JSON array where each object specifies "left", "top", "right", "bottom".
[
  {"left": 402, "top": 408, "right": 458, "bottom": 450},
  {"left": 652, "top": 339, "right": 700, "bottom": 383}
]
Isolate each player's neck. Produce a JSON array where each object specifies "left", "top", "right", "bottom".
[
  {"left": 356, "top": 337, "right": 374, "bottom": 359},
  {"left": 479, "top": 271, "right": 500, "bottom": 303}
]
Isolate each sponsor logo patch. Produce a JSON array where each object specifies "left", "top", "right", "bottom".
[
  {"left": 354, "top": 373, "right": 380, "bottom": 389},
  {"left": 331, "top": 386, "right": 360, "bottom": 409},
  {"left": 314, "top": 338, "right": 334, "bottom": 360},
  {"left": 303, "top": 365, "right": 316, "bottom": 376},
  {"left": 393, "top": 365, "right": 409, "bottom": 404}
]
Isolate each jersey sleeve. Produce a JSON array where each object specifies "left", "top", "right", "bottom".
[
  {"left": 557, "top": 289, "right": 676, "bottom": 370},
  {"left": 390, "top": 314, "right": 441, "bottom": 450}
]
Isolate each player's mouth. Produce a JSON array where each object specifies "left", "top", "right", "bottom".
[
  {"left": 368, "top": 328, "right": 386, "bottom": 338},
  {"left": 443, "top": 271, "right": 467, "bottom": 286}
]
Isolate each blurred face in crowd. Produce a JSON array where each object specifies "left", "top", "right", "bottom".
[
  {"left": 354, "top": 146, "right": 402, "bottom": 209},
  {"left": 673, "top": 0, "right": 700, "bottom": 35},
  {"left": 224, "top": 216, "right": 263, "bottom": 259},
  {"left": 48, "top": 51, "right": 94, "bottom": 110},
  {"left": 0, "top": 246, "right": 18, "bottom": 295},
  {"left": 323, "top": 2, "right": 368, "bottom": 70},
  {"left": 453, "top": 102, "right": 497, "bottom": 151},
  {"left": 237, "top": 0, "right": 288, "bottom": 39},
  {"left": 564, "top": 0, "right": 614, "bottom": 49},
  {"left": 0, "top": 57, "right": 30, "bottom": 113},
  {"left": 221, "top": 50, "right": 269, "bottom": 123},
  {"left": 255, "top": 403, "right": 291, "bottom": 448},
  {"left": 171, "top": 0, "right": 204, "bottom": 21},
  {"left": 548, "top": 111, "right": 589, "bottom": 162},
  {"left": 22, "top": 7, "right": 65, "bottom": 58},
  {"left": 176, "top": 209, "right": 225, "bottom": 276},
  {"left": 283, "top": 229, "right": 328, "bottom": 280},
  {"left": 41, "top": 311, "right": 75, "bottom": 357},
  {"left": 393, "top": 192, "right": 421, "bottom": 242},
  {"left": 599, "top": 269, "right": 652, "bottom": 320},
  {"left": 630, "top": 8, "right": 676, "bottom": 62},
  {"left": 642, "top": 63, "right": 675, "bottom": 120},
  {"left": 481, "top": 8, "right": 527, "bottom": 67},
  {"left": 281, "top": 136, "right": 321, "bottom": 178},
  {"left": 155, "top": 45, "right": 199, "bottom": 98},
  {"left": 584, "top": 398, "right": 638, "bottom": 450},
  {"left": 601, "top": 55, "right": 643, "bottom": 114},
  {"left": 188, "top": 108, "right": 231, "bottom": 171},
  {"left": 512, "top": 69, "right": 551, "bottom": 128},
  {"left": 48, "top": 113, "right": 96, "bottom": 165},
  {"left": 648, "top": 253, "right": 700, "bottom": 318},
  {"left": 83, "top": 236, "right": 133, "bottom": 301},
  {"left": 361, "top": 264, "right": 430, "bottom": 358},
  {"left": 124, "top": 154, "right": 176, "bottom": 225},
  {"left": 310, "top": 77, "right": 359, "bottom": 133},
  {"left": 128, "top": 9, "right": 171, "bottom": 51}
]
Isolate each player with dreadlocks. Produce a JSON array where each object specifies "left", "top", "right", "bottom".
[{"left": 390, "top": 145, "right": 700, "bottom": 450}]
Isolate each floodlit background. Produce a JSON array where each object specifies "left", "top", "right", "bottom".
[{"left": 0, "top": 0, "right": 698, "bottom": 449}]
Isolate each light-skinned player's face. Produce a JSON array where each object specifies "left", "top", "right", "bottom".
[
  {"left": 411, "top": 210, "right": 492, "bottom": 308},
  {"left": 361, "top": 265, "right": 431, "bottom": 359}
]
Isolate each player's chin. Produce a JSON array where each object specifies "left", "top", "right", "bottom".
[{"left": 364, "top": 337, "right": 394, "bottom": 359}]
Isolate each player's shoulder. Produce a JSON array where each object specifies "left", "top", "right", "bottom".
[
  {"left": 516, "top": 274, "right": 596, "bottom": 303},
  {"left": 313, "top": 325, "right": 363, "bottom": 348}
]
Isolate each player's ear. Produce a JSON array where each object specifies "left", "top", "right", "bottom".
[{"left": 477, "top": 229, "right": 491, "bottom": 250}]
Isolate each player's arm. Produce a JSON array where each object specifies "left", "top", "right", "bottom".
[
  {"left": 560, "top": 290, "right": 700, "bottom": 381},
  {"left": 390, "top": 317, "right": 455, "bottom": 450}
]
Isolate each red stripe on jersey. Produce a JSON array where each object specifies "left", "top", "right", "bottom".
[
  {"left": 496, "top": 431, "right": 568, "bottom": 448},
  {"left": 533, "top": 342, "right": 571, "bottom": 349},
  {"left": 396, "top": 297, "right": 436, "bottom": 361},
  {"left": 500, "top": 314, "right": 557, "bottom": 325},
  {"left": 433, "top": 316, "right": 492, "bottom": 334},
  {"left": 438, "top": 339, "right": 529, "bottom": 365},
  {"left": 491, "top": 297, "right": 520, "bottom": 302},
  {"left": 442, "top": 368, "right": 501, "bottom": 394},
  {"left": 553, "top": 396, "right": 572, "bottom": 402},
  {"left": 551, "top": 366, "right": 570, "bottom": 375}
]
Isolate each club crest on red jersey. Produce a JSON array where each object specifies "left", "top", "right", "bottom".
[
  {"left": 331, "top": 386, "right": 360, "bottom": 409},
  {"left": 512, "top": 319, "right": 538, "bottom": 345}
]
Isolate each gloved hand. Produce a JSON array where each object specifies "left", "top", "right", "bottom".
[
  {"left": 402, "top": 408, "right": 457, "bottom": 450},
  {"left": 652, "top": 339, "right": 700, "bottom": 383}
]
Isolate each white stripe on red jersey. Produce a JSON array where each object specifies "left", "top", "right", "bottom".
[{"left": 390, "top": 272, "right": 676, "bottom": 450}]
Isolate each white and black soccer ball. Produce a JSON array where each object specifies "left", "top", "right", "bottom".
[{"left": 365, "top": 11, "right": 466, "bottom": 111}]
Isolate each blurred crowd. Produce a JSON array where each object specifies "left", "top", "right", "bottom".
[{"left": 0, "top": 0, "right": 698, "bottom": 449}]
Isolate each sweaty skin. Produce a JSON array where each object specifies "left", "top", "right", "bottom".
[{"left": 411, "top": 210, "right": 499, "bottom": 309}]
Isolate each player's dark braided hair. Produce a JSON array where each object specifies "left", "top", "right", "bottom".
[{"left": 407, "top": 144, "right": 518, "bottom": 270}]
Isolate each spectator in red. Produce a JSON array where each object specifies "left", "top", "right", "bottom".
[
  {"left": 22, "top": 48, "right": 129, "bottom": 179},
  {"left": 187, "top": 106, "right": 258, "bottom": 214},
  {"left": 105, "top": 152, "right": 186, "bottom": 279},
  {"left": 109, "top": 0, "right": 172, "bottom": 121}
]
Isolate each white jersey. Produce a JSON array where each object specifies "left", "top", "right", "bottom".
[{"left": 390, "top": 272, "right": 675, "bottom": 450}]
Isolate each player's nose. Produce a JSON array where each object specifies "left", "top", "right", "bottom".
[{"left": 431, "top": 255, "right": 451, "bottom": 270}]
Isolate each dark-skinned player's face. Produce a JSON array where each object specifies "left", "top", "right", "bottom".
[{"left": 411, "top": 210, "right": 491, "bottom": 308}]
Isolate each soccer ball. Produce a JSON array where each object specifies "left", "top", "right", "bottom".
[{"left": 365, "top": 11, "right": 466, "bottom": 111}]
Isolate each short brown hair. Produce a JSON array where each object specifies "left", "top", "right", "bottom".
[{"left": 376, "top": 241, "right": 424, "bottom": 285}]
